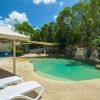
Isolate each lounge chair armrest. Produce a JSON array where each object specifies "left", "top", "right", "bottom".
[{"left": 9, "top": 94, "right": 35, "bottom": 100}]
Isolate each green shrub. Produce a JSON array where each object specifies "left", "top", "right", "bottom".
[{"left": 16, "top": 51, "right": 24, "bottom": 56}]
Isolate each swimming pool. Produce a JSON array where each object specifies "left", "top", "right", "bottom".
[{"left": 30, "top": 58, "right": 100, "bottom": 81}]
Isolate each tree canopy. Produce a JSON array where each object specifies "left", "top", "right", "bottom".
[{"left": 14, "top": 0, "right": 100, "bottom": 48}]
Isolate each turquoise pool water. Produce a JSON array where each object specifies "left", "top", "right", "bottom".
[{"left": 30, "top": 58, "right": 100, "bottom": 81}]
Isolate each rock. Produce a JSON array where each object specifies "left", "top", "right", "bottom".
[{"left": 96, "top": 65, "right": 100, "bottom": 69}]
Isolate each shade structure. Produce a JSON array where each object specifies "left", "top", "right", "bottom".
[
  {"left": 0, "top": 26, "right": 30, "bottom": 74},
  {"left": 0, "top": 26, "right": 29, "bottom": 41},
  {"left": 26, "top": 41, "right": 63, "bottom": 46}
]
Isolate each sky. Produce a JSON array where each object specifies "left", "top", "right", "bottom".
[{"left": 0, "top": 0, "right": 78, "bottom": 28}]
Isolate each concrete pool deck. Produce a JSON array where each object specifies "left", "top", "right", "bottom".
[{"left": 0, "top": 57, "right": 100, "bottom": 100}]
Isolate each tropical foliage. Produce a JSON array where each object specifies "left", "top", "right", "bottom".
[{"left": 14, "top": 0, "right": 100, "bottom": 48}]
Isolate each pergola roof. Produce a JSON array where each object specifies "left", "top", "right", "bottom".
[
  {"left": 26, "top": 41, "right": 62, "bottom": 46},
  {"left": 0, "top": 26, "right": 29, "bottom": 41}
]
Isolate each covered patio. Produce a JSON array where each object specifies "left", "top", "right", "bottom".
[
  {"left": 0, "top": 26, "right": 41, "bottom": 99},
  {"left": 0, "top": 26, "right": 29, "bottom": 74}
]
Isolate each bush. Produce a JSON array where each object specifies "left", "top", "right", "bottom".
[{"left": 16, "top": 51, "right": 24, "bottom": 56}]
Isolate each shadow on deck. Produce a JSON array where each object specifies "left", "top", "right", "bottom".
[{"left": 0, "top": 68, "right": 15, "bottom": 79}]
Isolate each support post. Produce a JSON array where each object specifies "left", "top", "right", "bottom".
[{"left": 13, "top": 40, "right": 16, "bottom": 74}]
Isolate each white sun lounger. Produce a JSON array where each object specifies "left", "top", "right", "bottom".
[
  {"left": 0, "top": 81, "right": 43, "bottom": 100},
  {"left": 0, "top": 76, "right": 23, "bottom": 89}
]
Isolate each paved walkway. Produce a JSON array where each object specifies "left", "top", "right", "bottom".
[{"left": 0, "top": 58, "right": 100, "bottom": 100}]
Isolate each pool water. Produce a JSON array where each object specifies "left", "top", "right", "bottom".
[{"left": 30, "top": 58, "right": 100, "bottom": 81}]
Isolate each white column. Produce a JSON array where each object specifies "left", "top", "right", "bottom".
[{"left": 13, "top": 40, "right": 16, "bottom": 74}]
